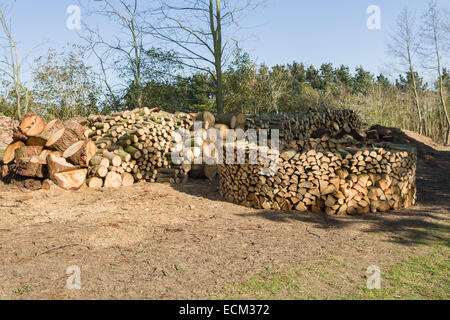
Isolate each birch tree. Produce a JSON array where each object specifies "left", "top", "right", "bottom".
[
  {"left": 388, "top": 8, "right": 425, "bottom": 134},
  {"left": 0, "top": 5, "right": 33, "bottom": 119},
  {"left": 421, "top": 1, "right": 450, "bottom": 144},
  {"left": 81, "top": 0, "right": 149, "bottom": 109}
]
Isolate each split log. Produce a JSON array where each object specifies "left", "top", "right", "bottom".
[
  {"left": 53, "top": 168, "right": 87, "bottom": 190},
  {"left": 46, "top": 154, "right": 75, "bottom": 180},
  {"left": 2, "top": 141, "right": 25, "bottom": 164}
]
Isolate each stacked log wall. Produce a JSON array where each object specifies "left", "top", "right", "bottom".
[{"left": 217, "top": 138, "right": 416, "bottom": 215}]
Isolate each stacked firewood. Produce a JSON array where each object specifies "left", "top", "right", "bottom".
[
  {"left": 85, "top": 107, "right": 196, "bottom": 186},
  {"left": 217, "top": 139, "right": 417, "bottom": 215},
  {"left": 1, "top": 114, "right": 97, "bottom": 190},
  {"left": 172, "top": 109, "right": 364, "bottom": 176},
  {"left": 1, "top": 108, "right": 368, "bottom": 192},
  {"left": 245, "top": 109, "right": 363, "bottom": 144}
]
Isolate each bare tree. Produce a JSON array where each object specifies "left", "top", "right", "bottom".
[
  {"left": 421, "top": 1, "right": 450, "bottom": 145},
  {"left": 388, "top": 8, "right": 425, "bottom": 134},
  {"left": 80, "top": 0, "right": 149, "bottom": 109},
  {"left": 0, "top": 5, "right": 34, "bottom": 119},
  {"left": 150, "top": 0, "right": 262, "bottom": 114}
]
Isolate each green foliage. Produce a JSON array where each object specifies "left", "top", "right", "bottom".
[
  {"left": 12, "top": 285, "right": 32, "bottom": 295},
  {"left": 121, "top": 48, "right": 448, "bottom": 144},
  {"left": 0, "top": 96, "right": 15, "bottom": 118},
  {"left": 31, "top": 45, "right": 100, "bottom": 120}
]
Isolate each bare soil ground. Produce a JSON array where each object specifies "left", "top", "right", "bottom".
[{"left": 0, "top": 129, "right": 449, "bottom": 299}]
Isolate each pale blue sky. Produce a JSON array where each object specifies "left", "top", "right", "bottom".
[{"left": 2, "top": 0, "right": 449, "bottom": 80}]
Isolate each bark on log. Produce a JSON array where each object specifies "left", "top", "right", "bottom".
[
  {"left": 15, "top": 158, "right": 47, "bottom": 178},
  {"left": 65, "top": 120, "right": 86, "bottom": 139},
  {"left": 42, "top": 179, "right": 57, "bottom": 190},
  {"left": 12, "top": 127, "right": 28, "bottom": 141},
  {"left": 26, "top": 136, "right": 47, "bottom": 146},
  {"left": 196, "top": 111, "right": 215, "bottom": 129},
  {"left": 89, "top": 155, "right": 110, "bottom": 168},
  {"left": 24, "top": 178, "right": 42, "bottom": 190},
  {"left": 89, "top": 165, "right": 108, "bottom": 178},
  {"left": 204, "top": 164, "right": 217, "bottom": 180},
  {"left": 45, "top": 128, "right": 79, "bottom": 152},
  {"left": 14, "top": 146, "right": 43, "bottom": 161},
  {"left": 103, "top": 151, "right": 121, "bottom": 167},
  {"left": 38, "top": 119, "right": 64, "bottom": 141},
  {"left": 86, "top": 177, "right": 103, "bottom": 188}
]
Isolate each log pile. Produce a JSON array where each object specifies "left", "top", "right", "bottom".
[
  {"left": 217, "top": 138, "right": 417, "bottom": 215},
  {"left": 1, "top": 114, "right": 96, "bottom": 190},
  {"left": 244, "top": 109, "right": 363, "bottom": 144},
  {"left": 85, "top": 107, "right": 197, "bottom": 185}
]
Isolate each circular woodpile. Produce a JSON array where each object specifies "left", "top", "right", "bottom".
[{"left": 217, "top": 136, "right": 417, "bottom": 215}]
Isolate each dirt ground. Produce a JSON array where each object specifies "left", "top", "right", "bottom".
[{"left": 0, "top": 129, "right": 449, "bottom": 299}]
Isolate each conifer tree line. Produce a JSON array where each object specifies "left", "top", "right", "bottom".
[{"left": 0, "top": 1, "right": 449, "bottom": 144}]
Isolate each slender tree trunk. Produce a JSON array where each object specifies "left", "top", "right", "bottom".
[
  {"left": 433, "top": 25, "right": 450, "bottom": 144},
  {"left": 215, "top": 67, "right": 224, "bottom": 114},
  {"left": 210, "top": 0, "right": 224, "bottom": 114},
  {"left": 409, "top": 64, "right": 424, "bottom": 134}
]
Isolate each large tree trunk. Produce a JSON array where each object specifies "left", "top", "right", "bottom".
[
  {"left": 38, "top": 119, "right": 65, "bottom": 141},
  {"left": 63, "top": 140, "right": 97, "bottom": 166},
  {"left": 45, "top": 128, "right": 79, "bottom": 152},
  {"left": 64, "top": 120, "right": 87, "bottom": 140}
]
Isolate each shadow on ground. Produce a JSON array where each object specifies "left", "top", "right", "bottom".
[{"left": 172, "top": 130, "right": 450, "bottom": 248}]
